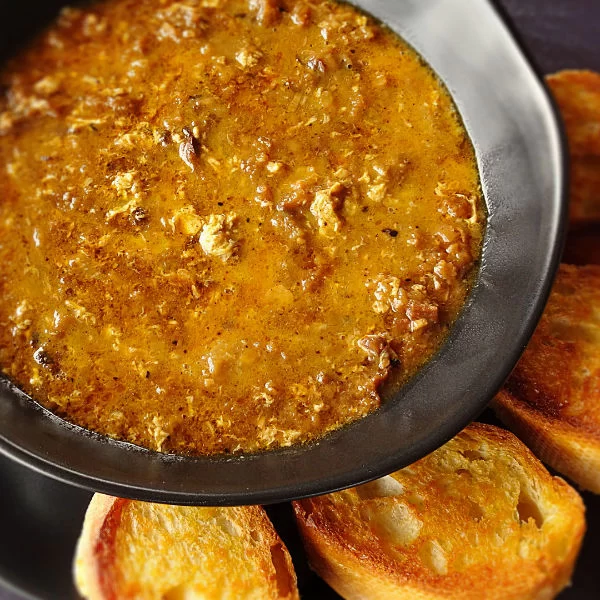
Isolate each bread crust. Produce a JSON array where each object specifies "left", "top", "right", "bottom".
[
  {"left": 294, "top": 423, "right": 585, "bottom": 600},
  {"left": 494, "top": 264, "right": 600, "bottom": 492},
  {"left": 546, "top": 70, "right": 600, "bottom": 224},
  {"left": 495, "top": 390, "right": 600, "bottom": 494},
  {"left": 74, "top": 495, "right": 299, "bottom": 600},
  {"left": 74, "top": 494, "right": 122, "bottom": 600}
]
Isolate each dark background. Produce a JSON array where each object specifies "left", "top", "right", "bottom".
[{"left": 1, "top": 0, "right": 599, "bottom": 598}]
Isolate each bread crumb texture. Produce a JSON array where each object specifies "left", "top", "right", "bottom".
[
  {"left": 294, "top": 423, "right": 585, "bottom": 600},
  {"left": 74, "top": 495, "right": 299, "bottom": 600},
  {"left": 546, "top": 70, "right": 600, "bottom": 223},
  {"left": 495, "top": 264, "right": 600, "bottom": 493}
]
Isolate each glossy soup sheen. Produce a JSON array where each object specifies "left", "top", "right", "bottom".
[{"left": 0, "top": 0, "right": 484, "bottom": 455}]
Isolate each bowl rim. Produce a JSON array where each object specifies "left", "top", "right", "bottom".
[{"left": 0, "top": 0, "right": 568, "bottom": 505}]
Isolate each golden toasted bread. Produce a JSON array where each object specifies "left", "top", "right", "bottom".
[
  {"left": 546, "top": 70, "right": 600, "bottom": 224},
  {"left": 493, "top": 264, "right": 600, "bottom": 493},
  {"left": 74, "top": 494, "right": 299, "bottom": 600},
  {"left": 293, "top": 423, "right": 585, "bottom": 600}
]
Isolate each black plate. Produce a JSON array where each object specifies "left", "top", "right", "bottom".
[{"left": 0, "top": 0, "right": 566, "bottom": 505}]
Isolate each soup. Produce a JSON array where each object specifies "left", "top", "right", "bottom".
[{"left": 0, "top": 0, "right": 484, "bottom": 454}]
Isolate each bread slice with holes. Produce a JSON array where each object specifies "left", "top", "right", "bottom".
[
  {"left": 74, "top": 494, "right": 299, "bottom": 600},
  {"left": 293, "top": 423, "right": 585, "bottom": 600},
  {"left": 546, "top": 70, "right": 600, "bottom": 224},
  {"left": 493, "top": 264, "right": 600, "bottom": 493}
]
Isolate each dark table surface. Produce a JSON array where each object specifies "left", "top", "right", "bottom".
[{"left": 1, "top": 1, "right": 599, "bottom": 599}]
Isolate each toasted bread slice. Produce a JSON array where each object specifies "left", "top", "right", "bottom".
[
  {"left": 293, "top": 423, "right": 585, "bottom": 600},
  {"left": 546, "top": 70, "right": 600, "bottom": 224},
  {"left": 74, "top": 495, "right": 299, "bottom": 600},
  {"left": 493, "top": 264, "right": 600, "bottom": 493}
]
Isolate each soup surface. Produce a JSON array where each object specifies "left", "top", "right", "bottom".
[{"left": 0, "top": 0, "right": 484, "bottom": 454}]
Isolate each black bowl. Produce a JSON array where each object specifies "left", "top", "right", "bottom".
[{"left": 0, "top": 0, "right": 566, "bottom": 505}]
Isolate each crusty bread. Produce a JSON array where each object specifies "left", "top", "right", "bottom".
[
  {"left": 546, "top": 70, "right": 600, "bottom": 224},
  {"left": 493, "top": 264, "right": 600, "bottom": 493},
  {"left": 293, "top": 423, "right": 585, "bottom": 600},
  {"left": 74, "top": 495, "right": 299, "bottom": 600}
]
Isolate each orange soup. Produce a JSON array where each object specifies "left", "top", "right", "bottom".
[{"left": 0, "top": 0, "right": 484, "bottom": 454}]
